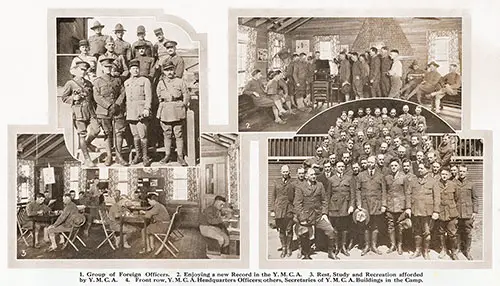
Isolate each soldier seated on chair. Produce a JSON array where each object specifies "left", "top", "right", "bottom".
[
  {"left": 46, "top": 194, "right": 85, "bottom": 251},
  {"left": 25, "top": 193, "right": 52, "bottom": 248},
  {"left": 139, "top": 193, "right": 170, "bottom": 254},
  {"left": 199, "top": 196, "right": 231, "bottom": 255},
  {"left": 107, "top": 197, "right": 138, "bottom": 249}
]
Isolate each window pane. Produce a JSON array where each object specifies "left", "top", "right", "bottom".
[
  {"left": 173, "top": 168, "right": 188, "bottom": 179},
  {"left": 70, "top": 181, "right": 79, "bottom": 193},
  {"left": 173, "top": 180, "right": 188, "bottom": 200},
  {"left": 117, "top": 182, "right": 128, "bottom": 195},
  {"left": 70, "top": 167, "right": 79, "bottom": 181},
  {"left": 320, "top": 41, "right": 332, "bottom": 60},
  {"left": 205, "top": 164, "right": 214, "bottom": 195},
  {"left": 118, "top": 168, "right": 128, "bottom": 181}
]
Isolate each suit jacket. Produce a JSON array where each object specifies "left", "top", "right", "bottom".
[
  {"left": 409, "top": 174, "right": 440, "bottom": 216},
  {"left": 437, "top": 180, "right": 459, "bottom": 221},
  {"left": 293, "top": 181, "right": 328, "bottom": 224},
  {"left": 328, "top": 173, "right": 355, "bottom": 217},
  {"left": 384, "top": 172, "right": 411, "bottom": 213},
  {"left": 454, "top": 178, "right": 478, "bottom": 219},
  {"left": 271, "top": 178, "right": 295, "bottom": 218},
  {"left": 356, "top": 169, "right": 387, "bottom": 215}
]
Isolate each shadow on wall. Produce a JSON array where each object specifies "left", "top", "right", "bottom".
[{"left": 297, "top": 98, "right": 456, "bottom": 135}]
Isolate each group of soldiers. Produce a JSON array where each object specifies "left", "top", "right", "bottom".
[
  {"left": 61, "top": 20, "right": 190, "bottom": 167},
  {"left": 270, "top": 104, "right": 478, "bottom": 260}
]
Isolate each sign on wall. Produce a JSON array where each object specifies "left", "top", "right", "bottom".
[
  {"left": 43, "top": 167, "right": 55, "bottom": 185},
  {"left": 295, "top": 40, "right": 310, "bottom": 55}
]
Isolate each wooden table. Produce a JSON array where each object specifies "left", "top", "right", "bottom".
[
  {"left": 120, "top": 214, "right": 150, "bottom": 250},
  {"left": 228, "top": 227, "right": 240, "bottom": 256},
  {"left": 28, "top": 213, "right": 60, "bottom": 247}
]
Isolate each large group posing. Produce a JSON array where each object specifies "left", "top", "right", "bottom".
[
  {"left": 62, "top": 20, "right": 190, "bottom": 167},
  {"left": 271, "top": 104, "right": 478, "bottom": 260},
  {"left": 244, "top": 46, "right": 461, "bottom": 125}
]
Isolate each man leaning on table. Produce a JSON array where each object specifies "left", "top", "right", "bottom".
[
  {"left": 25, "top": 193, "right": 52, "bottom": 248},
  {"left": 46, "top": 194, "right": 85, "bottom": 251},
  {"left": 140, "top": 193, "right": 170, "bottom": 254},
  {"left": 199, "top": 196, "right": 230, "bottom": 254}
]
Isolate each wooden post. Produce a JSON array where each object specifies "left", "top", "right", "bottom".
[{"left": 186, "top": 109, "right": 196, "bottom": 166}]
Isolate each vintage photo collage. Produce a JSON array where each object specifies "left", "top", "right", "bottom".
[{"left": 9, "top": 9, "right": 492, "bottom": 270}]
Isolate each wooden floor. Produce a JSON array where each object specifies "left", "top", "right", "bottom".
[{"left": 17, "top": 227, "right": 208, "bottom": 259}]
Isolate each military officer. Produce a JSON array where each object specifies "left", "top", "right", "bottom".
[
  {"left": 61, "top": 60, "right": 100, "bottom": 167},
  {"left": 409, "top": 163, "right": 440, "bottom": 260},
  {"left": 96, "top": 37, "right": 129, "bottom": 80},
  {"left": 384, "top": 159, "right": 411, "bottom": 255},
  {"left": 88, "top": 20, "right": 110, "bottom": 57},
  {"left": 131, "top": 25, "right": 154, "bottom": 58},
  {"left": 317, "top": 161, "right": 334, "bottom": 192},
  {"left": 328, "top": 161, "right": 355, "bottom": 258},
  {"left": 338, "top": 51, "right": 351, "bottom": 101},
  {"left": 156, "top": 61, "right": 190, "bottom": 166},
  {"left": 153, "top": 28, "right": 171, "bottom": 63},
  {"left": 293, "top": 53, "right": 310, "bottom": 109},
  {"left": 124, "top": 59, "right": 152, "bottom": 167},
  {"left": 134, "top": 41, "right": 156, "bottom": 80},
  {"left": 113, "top": 23, "right": 132, "bottom": 63},
  {"left": 356, "top": 156, "right": 387, "bottom": 256},
  {"left": 294, "top": 168, "right": 336, "bottom": 260},
  {"left": 436, "top": 168, "right": 459, "bottom": 260},
  {"left": 157, "top": 40, "right": 185, "bottom": 79},
  {"left": 454, "top": 164, "right": 478, "bottom": 260},
  {"left": 70, "top": 40, "right": 98, "bottom": 82},
  {"left": 93, "top": 57, "right": 129, "bottom": 166},
  {"left": 437, "top": 134, "right": 454, "bottom": 167},
  {"left": 270, "top": 165, "right": 295, "bottom": 258}
]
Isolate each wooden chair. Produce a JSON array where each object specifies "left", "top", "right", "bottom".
[
  {"left": 152, "top": 210, "right": 180, "bottom": 257},
  {"left": 96, "top": 209, "right": 117, "bottom": 250},
  {"left": 16, "top": 207, "right": 32, "bottom": 247},
  {"left": 171, "top": 206, "right": 184, "bottom": 239},
  {"left": 61, "top": 216, "right": 87, "bottom": 252}
]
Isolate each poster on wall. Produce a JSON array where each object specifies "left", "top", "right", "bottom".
[
  {"left": 257, "top": 48, "right": 268, "bottom": 61},
  {"left": 43, "top": 167, "right": 55, "bottom": 185},
  {"left": 295, "top": 39, "right": 310, "bottom": 55}
]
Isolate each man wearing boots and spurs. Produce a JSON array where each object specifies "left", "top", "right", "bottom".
[
  {"left": 93, "top": 57, "right": 129, "bottom": 166},
  {"left": 124, "top": 59, "right": 152, "bottom": 167},
  {"left": 156, "top": 61, "right": 190, "bottom": 166},
  {"left": 328, "top": 161, "right": 355, "bottom": 258},
  {"left": 356, "top": 156, "right": 387, "bottom": 256},
  {"left": 62, "top": 60, "right": 100, "bottom": 167},
  {"left": 409, "top": 163, "right": 440, "bottom": 260},
  {"left": 384, "top": 158, "right": 411, "bottom": 255},
  {"left": 294, "top": 168, "right": 336, "bottom": 260},
  {"left": 436, "top": 168, "right": 460, "bottom": 260},
  {"left": 454, "top": 164, "right": 478, "bottom": 260},
  {"left": 270, "top": 165, "right": 295, "bottom": 258}
]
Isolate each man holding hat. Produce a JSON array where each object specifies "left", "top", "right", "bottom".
[
  {"left": 88, "top": 20, "right": 111, "bottom": 57},
  {"left": 61, "top": 60, "right": 100, "bottom": 167},
  {"left": 132, "top": 25, "right": 154, "bottom": 59},
  {"left": 157, "top": 40, "right": 185, "bottom": 79},
  {"left": 93, "top": 57, "right": 129, "bottom": 166},
  {"left": 70, "top": 40, "right": 98, "bottom": 82},
  {"left": 124, "top": 59, "right": 152, "bottom": 167},
  {"left": 113, "top": 23, "right": 132, "bottom": 63},
  {"left": 134, "top": 41, "right": 156, "bottom": 80},
  {"left": 96, "top": 37, "right": 129, "bottom": 79},
  {"left": 405, "top": 61, "right": 442, "bottom": 104},
  {"left": 270, "top": 165, "right": 295, "bottom": 258},
  {"left": 156, "top": 61, "right": 190, "bottom": 166}
]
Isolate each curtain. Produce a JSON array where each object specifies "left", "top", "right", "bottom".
[
  {"left": 127, "top": 168, "right": 138, "bottom": 196},
  {"left": 239, "top": 25, "right": 257, "bottom": 84},
  {"left": 63, "top": 161, "right": 86, "bottom": 193},
  {"left": 228, "top": 141, "right": 240, "bottom": 208},
  {"left": 164, "top": 168, "right": 174, "bottom": 201},
  {"left": 187, "top": 168, "right": 199, "bottom": 202},
  {"left": 427, "top": 30, "right": 460, "bottom": 71},
  {"left": 313, "top": 35, "right": 340, "bottom": 60},
  {"left": 268, "top": 31, "right": 286, "bottom": 70}
]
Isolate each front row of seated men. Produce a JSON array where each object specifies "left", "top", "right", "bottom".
[{"left": 271, "top": 157, "right": 478, "bottom": 260}]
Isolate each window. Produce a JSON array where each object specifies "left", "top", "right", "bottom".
[
  {"left": 271, "top": 39, "right": 284, "bottom": 69},
  {"left": 69, "top": 166, "right": 80, "bottom": 198},
  {"left": 172, "top": 168, "right": 188, "bottom": 200},
  {"left": 319, "top": 41, "right": 333, "bottom": 60},
  {"left": 237, "top": 31, "right": 249, "bottom": 89},
  {"left": 116, "top": 168, "right": 128, "bottom": 196},
  {"left": 432, "top": 37, "right": 450, "bottom": 75}
]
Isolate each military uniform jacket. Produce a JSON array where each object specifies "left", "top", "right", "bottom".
[
  {"left": 339, "top": 59, "right": 351, "bottom": 84},
  {"left": 132, "top": 39, "right": 154, "bottom": 58},
  {"left": 93, "top": 74, "right": 126, "bottom": 119},
  {"left": 271, "top": 178, "right": 295, "bottom": 219},
  {"left": 153, "top": 39, "right": 171, "bottom": 61},
  {"left": 437, "top": 142, "right": 453, "bottom": 167},
  {"left": 114, "top": 38, "right": 132, "bottom": 63},
  {"left": 369, "top": 55, "right": 381, "bottom": 81},
  {"left": 62, "top": 77, "right": 96, "bottom": 121},
  {"left": 380, "top": 55, "right": 393, "bottom": 73},
  {"left": 156, "top": 76, "right": 190, "bottom": 122},
  {"left": 88, "top": 34, "right": 111, "bottom": 56},
  {"left": 97, "top": 52, "right": 129, "bottom": 78},
  {"left": 328, "top": 173, "right": 355, "bottom": 217},
  {"left": 158, "top": 54, "right": 185, "bottom": 79},
  {"left": 292, "top": 61, "right": 309, "bottom": 85},
  {"left": 454, "top": 178, "right": 478, "bottom": 219},
  {"left": 356, "top": 169, "right": 387, "bottom": 215},
  {"left": 124, "top": 76, "right": 152, "bottom": 121},
  {"left": 437, "top": 180, "right": 459, "bottom": 221},
  {"left": 135, "top": 55, "right": 157, "bottom": 79},
  {"left": 317, "top": 172, "right": 333, "bottom": 194},
  {"left": 384, "top": 172, "right": 411, "bottom": 213},
  {"left": 400, "top": 113, "right": 412, "bottom": 126},
  {"left": 53, "top": 201, "right": 84, "bottom": 229},
  {"left": 409, "top": 175, "right": 440, "bottom": 217},
  {"left": 293, "top": 181, "right": 328, "bottom": 224},
  {"left": 303, "top": 156, "right": 326, "bottom": 169}
]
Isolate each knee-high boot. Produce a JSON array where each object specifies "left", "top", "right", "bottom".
[
  {"left": 396, "top": 228, "right": 403, "bottom": 255},
  {"left": 341, "top": 230, "right": 350, "bottom": 256},
  {"left": 371, "top": 230, "right": 382, "bottom": 255},
  {"left": 279, "top": 233, "right": 287, "bottom": 258},
  {"left": 410, "top": 236, "right": 422, "bottom": 259},
  {"left": 361, "top": 230, "right": 370, "bottom": 256},
  {"left": 79, "top": 136, "right": 95, "bottom": 167},
  {"left": 176, "top": 137, "right": 187, "bottom": 166},
  {"left": 438, "top": 235, "right": 448, "bottom": 259},
  {"left": 463, "top": 233, "right": 473, "bottom": 260},
  {"left": 141, "top": 139, "right": 151, "bottom": 167},
  {"left": 114, "top": 133, "right": 129, "bottom": 166},
  {"left": 387, "top": 230, "right": 397, "bottom": 254},
  {"left": 422, "top": 236, "right": 431, "bottom": 260},
  {"left": 159, "top": 134, "right": 172, "bottom": 164},
  {"left": 130, "top": 138, "right": 142, "bottom": 165},
  {"left": 104, "top": 135, "right": 113, "bottom": 166}
]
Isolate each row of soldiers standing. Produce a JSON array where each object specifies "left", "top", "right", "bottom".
[{"left": 61, "top": 21, "right": 189, "bottom": 167}]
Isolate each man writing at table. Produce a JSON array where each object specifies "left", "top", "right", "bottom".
[
  {"left": 46, "top": 194, "right": 85, "bottom": 251},
  {"left": 26, "top": 193, "right": 52, "bottom": 248},
  {"left": 140, "top": 193, "right": 170, "bottom": 254},
  {"left": 199, "top": 196, "right": 230, "bottom": 254},
  {"left": 108, "top": 197, "right": 137, "bottom": 248}
]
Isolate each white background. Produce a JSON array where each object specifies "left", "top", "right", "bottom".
[{"left": 1, "top": 0, "right": 499, "bottom": 285}]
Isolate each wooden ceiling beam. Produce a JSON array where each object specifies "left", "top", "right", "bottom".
[
  {"left": 282, "top": 17, "right": 313, "bottom": 34},
  {"left": 254, "top": 18, "right": 269, "bottom": 27},
  {"left": 240, "top": 18, "right": 253, "bottom": 25},
  {"left": 266, "top": 18, "right": 288, "bottom": 30},
  {"left": 35, "top": 136, "right": 65, "bottom": 160},
  {"left": 22, "top": 135, "right": 58, "bottom": 159},
  {"left": 275, "top": 18, "right": 301, "bottom": 32}
]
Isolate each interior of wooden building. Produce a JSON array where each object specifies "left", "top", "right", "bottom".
[
  {"left": 16, "top": 133, "right": 240, "bottom": 259},
  {"left": 238, "top": 17, "right": 462, "bottom": 132}
]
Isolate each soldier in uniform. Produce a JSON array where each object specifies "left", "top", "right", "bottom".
[
  {"left": 356, "top": 156, "right": 387, "bottom": 256},
  {"left": 303, "top": 146, "right": 326, "bottom": 170},
  {"left": 61, "top": 60, "right": 100, "bottom": 167},
  {"left": 338, "top": 52, "right": 351, "bottom": 101},
  {"left": 153, "top": 28, "right": 171, "bottom": 63},
  {"left": 270, "top": 165, "right": 295, "bottom": 258},
  {"left": 294, "top": 168, "right": 336, "bottom": 260},
  {"left": 25, "top": 193, "right": 52, "bottom": 247},
  {"left": 407, "top": 61, "right": 442, "bottom": 104},
  {"left": 384, "top": 159, "right": 411, "bottom": 255},
  {"left": 437, "top": 134, "right": 454, "bottom": 167},
  {"left": 285, "top": 54, "right": 299, "bottom": 108},
  {"left": 436, "top": 168, "right": 460, "bottom": 260},
  {"left": 157, "top": 40, "right": 185, "bottom": 79},
  {"left": 113, "top": 23, "right": 132, "bottom": 63},
  {"left": 70, "top": 40, "right": 98, "bottom": 82},
  {"left": 454, "top": 165, "right": 478, "bottom": 260},
  {"left": 131, "top": 25, "right": 154, "bottom": 58},
  {"left": 93, "top": 57, "right": 129, "bottom": 166},
  {"left": 351, "top": 52, "right": 364, "bottom": 100},
  {"left": 293, "top": 53, "right": 310, "bottom": 110},
  {"left": 134, "top": 41, "right": 156, "bottom": 80},
  {"left": 96, "top": 37, "right": 129, "bottom": 80},
  {"left": 379, "top": 46, "right": 393, "bottom": 97},
  {"left": 156, "top": 61, "right": 190, "bottom": 166},
  {"left": 328, "top": 161, "right": 355, "bottom": 257},
  {"left": 369, "top": 47, "right": 382, "bottom": 98},
  {"left": 409, "top": 163, "right": 440, "bottom": 260},
  {"left": 88, "top": 20, "right": 110, "bottom": 57},
  {"left": 317, "top": 161, "right": 334, "bottom": 190},
  {"left": 124, "top": 59, "right": 152, "bottom": 167}
]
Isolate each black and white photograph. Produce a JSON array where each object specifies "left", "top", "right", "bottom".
[
  {"left": 237, "top": 17, "right": 462, "bottom": 132},
  {"left": 56, "top": 16, "right": 200, "bottom": 167},
  {"left": 266, "top": 100, "right": 483, "bottom": 261},
  {"left": 15, "top": 132, "right": 240, "bottom": 260}
]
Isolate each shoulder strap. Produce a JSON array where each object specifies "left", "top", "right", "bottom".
[{"left": 70, "top": 78, "right": 86, "bottom": 90}]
